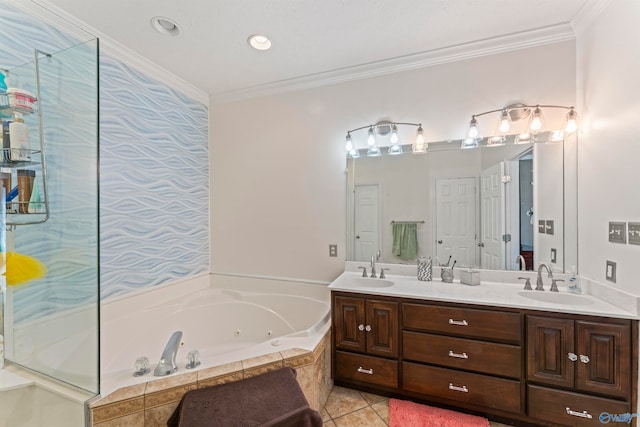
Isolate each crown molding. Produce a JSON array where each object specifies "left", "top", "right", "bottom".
[
  {"left": 571, "top": 0, "right": 612, "bottom": 36},
  {"left": 211, "top": 23, "right": 576, "bottom": 105},
  {"left": 14, "top": 0, "right": 209, "bottom": 105}
]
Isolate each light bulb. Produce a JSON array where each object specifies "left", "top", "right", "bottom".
[
  {"left": 530, "top": 106, "right": 542, "bottom": 131},
  {"left": 367, "top": 126, "right": 375, "bottom": 146},
  {"left": 565, "top": 108, "right": 578, "bottom": 133},
  {"left": 345, "top": 133, "right": 353, "bottom": 151},
  {"left": 499, "top": 110, "right": 510, "bottom": 133},
  {"left": 468, "top": 117, "right": 478, "bottom": 138},
  {"left": 390, "top": 124, "right": 399, "bottom": 144},
  {"left": 413, "top": 125, "right": 427, "bottom": 153}
]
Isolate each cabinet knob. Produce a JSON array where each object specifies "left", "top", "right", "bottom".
[
  {"left": 580, "top": 354, "right": 590, "bottom": 364},
  {"left": 568, "top": 352, "right": 578, "bottom": 362},
  {"left": 365, "top": 325, "right": 372, "bottom": 332},
  {"left": 358, "top": 324, "right": 364, "bottom": 331}
]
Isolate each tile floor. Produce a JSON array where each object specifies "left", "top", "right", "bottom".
[{"left": 321, "top": 386, "right": 513, "bottom": 426}]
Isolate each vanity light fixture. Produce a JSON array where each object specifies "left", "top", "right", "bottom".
[
  {"left": 466, "top": 103, "right": 578, "bottom": 143},
  {"left": 344, "top": 121, "right": 425, "bottom": 157}
]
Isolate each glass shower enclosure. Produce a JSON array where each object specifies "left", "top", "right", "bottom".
[{"left": 0, "top": 39, "right": 99, "bottom": 425}]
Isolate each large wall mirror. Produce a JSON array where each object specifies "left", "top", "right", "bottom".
[{"left": 346, "top": 131, "right": 577, "bottom": 272}]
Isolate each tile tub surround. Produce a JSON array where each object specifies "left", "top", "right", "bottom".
[{"left": 89, "top": 331, "right": 332, "bottom": 427}]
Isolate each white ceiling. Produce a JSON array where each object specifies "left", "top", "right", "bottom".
[{"left": 39, "top": 0, "right": 589, "bottom": 100}]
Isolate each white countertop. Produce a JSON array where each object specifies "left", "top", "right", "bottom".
[{"left": 329, "top": 270, "right": 638, "bottom": 320}]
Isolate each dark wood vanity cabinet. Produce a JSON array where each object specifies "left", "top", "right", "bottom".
[
  {"left": 333, "top": 294, "right": 399, "bottom": 389},
  {"left": 331, "top": 291, "right": 638, "bottom": 426},
  {"left": 527, "top": 315, "right": 635, "bottom": 426}
]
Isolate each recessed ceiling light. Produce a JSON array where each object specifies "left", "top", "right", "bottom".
[
  {"left": 151, "top": 16, "right": 181, "bottom": 36},
  {"left": 248, "top": 34, "right": 272, "bottom": 51}
]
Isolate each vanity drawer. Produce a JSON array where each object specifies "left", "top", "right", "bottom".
[
  {"left": 335, "top": 351, "right": 398, "bottom": 389},
  {"left": 402, "top": 303, "right": 521, "bottom": 343},
  {"left": 528, "top": 385, "right": 630, "bottom": 426},
  {"left": 402, "top": 362, "right": 522, "bottom": 414},
  {"left": 403, "top": 331, "right": 522, "bottom": 379}
]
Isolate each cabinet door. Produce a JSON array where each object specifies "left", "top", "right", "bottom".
[
  {"left": 575, "top": 321, "right": 631, "bottom": 399},
  {"left": 334, "top": 296, "right": 366, "bottom": 353},
  {"left": 366, "top": 300, "right": 398, "bottom": 358},
  {"left": 527, "top": 316, "right": 574, "bottom": 388}
]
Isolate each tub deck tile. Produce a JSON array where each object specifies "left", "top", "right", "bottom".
[
  {"left": 90, "top": 383, "right": 147, "bottom": 407},
  {"left": 144, "top": 401, "right": 180, "bottom": 427},
  {"left": 197, "top": 361, "right": 243, "bottom": 382},
  {"left": 145, "top": 383, "right": 197, "bottom": 408},
  {"left": 281, "top": 348, "right": 315, "bottom": 368},
  {"left": 198, "top": 371, "right": 244, "bottom": 389},
  {"left": 92, "top": 396, "right": 145, "bottom": 424},
  {"left": 94, "top": 411, "right": 144, "bottom": 427},
  {"left": 144, "top": 372, "right": 197, "bottom": 394},
  {"left": 241, "top": 352, "right": 283, "bottom": 370}
]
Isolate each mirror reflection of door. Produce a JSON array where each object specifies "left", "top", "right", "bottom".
[
  {"left": 518, "top": 152, "right": 534, "bottom": 270},
  {"left": 354, "top": 184, "right": 379, "bottom": 262},
  {"left": 435, "top": 177, "right": 478, "bottom": 268},
  {"left": 480, "top": 162, "right": 506, "bottom": 269}
]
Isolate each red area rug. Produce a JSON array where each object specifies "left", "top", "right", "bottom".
[{"left": 389, "top": 399, "right": 490, "bottom": 427}]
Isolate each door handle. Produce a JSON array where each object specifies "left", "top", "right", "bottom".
[
  {"left": 356, "top": 235, "right": 360, "bottom": 239},
  {"left": 438, "top": 240, "right": 443, "bottom": 244},
  {"left": 478, "top": 242, "right": 485, "bottom": 247}
]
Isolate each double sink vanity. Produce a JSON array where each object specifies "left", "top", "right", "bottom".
[{"left": 329, "top": 264, "right": 638, "bottom": 426}]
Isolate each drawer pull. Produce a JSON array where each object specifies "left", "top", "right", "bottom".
[
  {"left": 357, "top": 367, "right": 373, "bottom": 375},
  {"left": 565, "top": 407, "right": 592, "bottom": 419},
  {"left": 448, "top": 383, "right": 468, "bottom": 393},
  {"left": 448, "top": 319, "right": 469, "bottom": 326},
  {"left": 358, "top": 324, "right": 364, "bottom": 331},
  {"left": 568, "top": 352, "right": 578, "bottom": 362},
  {"left": 448, "top": 351, "right": 469, "bottom": 359},
  {"left": 580, "top": 354, "right": 590, "bottom": 364}
]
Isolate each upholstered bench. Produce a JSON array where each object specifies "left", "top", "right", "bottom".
[{"left": 170, "top": 367, "right": 322, "bottom": 426}]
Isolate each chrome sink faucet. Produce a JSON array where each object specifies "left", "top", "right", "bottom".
[
  {"left": 154, "top": 331, "right": 182, "bottom": 376},
  {"left": 370, "top": 255, "right": 377, "bottom": 278},
  {"left": 536, "top": 263, "right": 554, "bottom": 291}
]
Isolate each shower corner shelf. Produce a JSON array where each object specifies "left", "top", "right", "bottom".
[{"left": 1, "top": 50, "right": 50, "bottom": 226}]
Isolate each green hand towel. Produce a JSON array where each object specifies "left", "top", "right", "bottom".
[{"left": 392, "top": 223, "right": 418, "bottom": 260}]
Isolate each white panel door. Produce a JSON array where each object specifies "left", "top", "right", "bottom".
[
  {"left": 435, "top": 177, "right": 478, "bottom": 268},
  {"left": 354, "top": 185, "right": 379, "bottom": 262},
  {"left": 480, "top": 162, "right": 506, "bottom": 269}
]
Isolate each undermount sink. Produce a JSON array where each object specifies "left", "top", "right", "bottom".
[
  {"left": 517, "top": 291, "right": 594, "bottom": 306},
  {"left": 350, "top": 277, "right": 394, "bottom": 288}
]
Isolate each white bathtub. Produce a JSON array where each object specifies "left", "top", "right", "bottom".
[{"left": 100, "top": 274, "right": 331, "bottom": 397}]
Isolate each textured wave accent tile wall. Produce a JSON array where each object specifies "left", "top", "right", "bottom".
[{"left": 99, "top": 55, "right": 209, "bottom": 300}]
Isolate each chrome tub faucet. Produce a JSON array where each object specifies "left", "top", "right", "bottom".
[{"left": 154, "top": 331, "right": 183, "bottom": 376}]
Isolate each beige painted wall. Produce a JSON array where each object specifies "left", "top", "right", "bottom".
[
  {"left": 210, "top": 41, "right": 576, "bottom": 283},
  {"left": 575, "top": 1, "right": 640, "bottom": 295}
]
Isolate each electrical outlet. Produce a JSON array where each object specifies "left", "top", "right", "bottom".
[
  {"left": 550, "top": 248, "right": 557, "bottom": 263},
  {"left": 329, "top": 244, "right": 338, "bottom": 257},
  {"left": 538, "top": 220, "right": 546, "bottom": 234},
  {"left": 546, "top": 220, "right": 554, "bottom": 236},
  {"left": 606, "top": 260, "right": 616, "bottom": 283},
  {"left": 629, "top": 222, "right": 640, "bottom": 246},
  {"left": 609, "top": 222, "right": 626, "bottom": 244}
]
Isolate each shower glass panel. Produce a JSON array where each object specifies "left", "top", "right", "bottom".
[{"left": 2, "top": 39, "right": 99, "bottom": 394}]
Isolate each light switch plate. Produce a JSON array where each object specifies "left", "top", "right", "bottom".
[
  {"left": 546, "top": 220, "right": 554, "bottom": 236},
  {"left": 550, "top": 248, "right": 557, "bottom": 263},
  {"left": 538, "top": 220, "right": 546, "bottom": 234},
  {"left": 329, "top": 244, "right": 338, "bottom": 257},
  {"left": 606, "top": 260, "right": 616, "bottom": 283},
  {"left": 609, "top": 222, "right": 626, "bottom": 244},
  {"left": 629, "top": 222, "right": 640, "bottom": 246}
]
